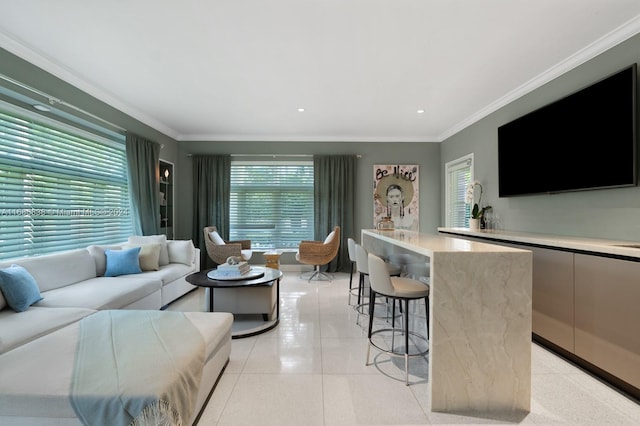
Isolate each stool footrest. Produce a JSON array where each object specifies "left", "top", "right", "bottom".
[
  {"left": 354, "top": 301, "right": 387, "bottom": 316},
  {"left": 369, "top": 328, "right": 429, "bottom": 358}
]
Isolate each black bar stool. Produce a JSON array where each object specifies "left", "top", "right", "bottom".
[{"left": 366, "top": 253, "right": 430, "bottom": 385}]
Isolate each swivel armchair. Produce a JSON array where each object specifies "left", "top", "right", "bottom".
[
  {"left": 295, "top": 226, "right": 340, "bottom": 281},
  {"left": 203, "top": 226, "right": 252, "bottom": 265}
]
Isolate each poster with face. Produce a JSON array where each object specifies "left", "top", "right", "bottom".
[{"left": 373, "top": 165, "right": 419, "bottom": 231}]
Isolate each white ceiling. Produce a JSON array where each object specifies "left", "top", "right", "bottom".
[{"left": 1, "top": 1, "right": 640, "bottom": 142}]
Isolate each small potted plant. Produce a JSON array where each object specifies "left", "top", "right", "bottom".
[{"left": 465, "top": 180, "right": 492, "bottom": 230}]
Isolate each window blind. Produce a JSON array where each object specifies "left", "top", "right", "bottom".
[
  {"left": 230, "top": 161, "right": 314, "bottom": 249},
  {"left": 445, "top": 155, "right": 472, "bottom": 227},
  {"left": 0, "top": 107, "right": 132, "bottom": 261}
]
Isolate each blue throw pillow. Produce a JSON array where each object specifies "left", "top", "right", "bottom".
[
  {"left": 104, "top": 247, "right": 142, "bottom": 277},
  {"left": 0, "top": 265, "right": 43, "bottom": 312}
]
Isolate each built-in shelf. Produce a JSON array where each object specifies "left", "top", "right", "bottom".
[{"left": 159, "top": 159, "right": 174, "bottom": 239}]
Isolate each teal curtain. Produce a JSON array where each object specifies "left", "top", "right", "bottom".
[
  {"left": 313, "top": 155, "right": 356, "bottom": 272},
  {"left": 192, "top": 155, "right": 231, "bottom": 268},
  {"left": 125, "top": 133, "right": 160, "bottom": 236}
]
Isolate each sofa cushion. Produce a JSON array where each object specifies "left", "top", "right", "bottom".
[
  {"left": 0, "top": 289, "right": 6, "bottom": 311},
  {"left": 86, "top": 244, "right": 124, "bottom": 276},
  {"left": 125, "top": 243, "right": 162, "bottom": 271},
  {"left": 0, "top": 311, "right": 232, "bottom": 420},
  {"left": 167, "top": 240, "right": 196, "bottom": 265},
  {"left": 128, "top": 235, "right": 169, "bottom": 265},
  {"left": 36, "top": 277, "right": 162, "bottom": 310},
  {"left": 121, "top": 263, "right": 195, "bottom": 286},
  {"left": 0, "top": 249, "right": 97, "bottom": 292},
  {"left": 104, "top": 247, "right": 142, "bottom": 277},
  {"left": 0, "top": 306, "right": 95, "bottom": 354},
  {"left": 0, "top": 265, "right": 43, "bottom": 312},
  {"left": 139, "top": 243, "right": 162, "bottom": 270}
]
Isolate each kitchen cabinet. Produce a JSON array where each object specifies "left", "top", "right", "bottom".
[
  {"left": 438, "top": 228, "right": 640, "bottom": 399},
  {"left": 575, "top": 254, "right": 640, "bottom": 389},
  {"left": 531, "top": 247, "right": 574, "bottom": 352}
]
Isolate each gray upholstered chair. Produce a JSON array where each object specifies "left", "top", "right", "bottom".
[
  {"left": 295, "top": 226, "right": 340, "bottom": 281},
  {"left": 366, "top": 252, "right": 430, "bottom": 386}
]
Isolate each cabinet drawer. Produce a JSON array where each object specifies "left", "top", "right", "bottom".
[
  {"left": 575, "top": 254, "right": 640, "bottom": 389},
  {"left": 531, "top": 247, "right": 574, "bottom": 352}
]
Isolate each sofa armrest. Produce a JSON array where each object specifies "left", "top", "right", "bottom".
[{"left": 193, "top": 248, "right": 201, "bottom": 271}]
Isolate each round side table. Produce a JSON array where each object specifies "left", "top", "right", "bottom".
[{"left": 263, "top": 252, "right": 282, "bottom": 270}]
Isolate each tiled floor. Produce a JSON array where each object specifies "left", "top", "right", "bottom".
[{"left": 169, "top": 271, "right": 640, "bottom": 425}]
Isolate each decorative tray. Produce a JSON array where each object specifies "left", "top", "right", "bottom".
[{"left": 207, "top": 266, "right": 265, "bottom": 281}]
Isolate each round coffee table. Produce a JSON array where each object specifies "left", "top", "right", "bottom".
[{"left": 186, "top": 266, "right": 282, "bottom": 338}]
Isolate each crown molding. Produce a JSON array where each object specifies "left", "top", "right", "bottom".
[
  {"left": 0, "top": 31, "right": 180, "bottom": 140},
  {"left": 439, "top": 14, "right": 640, "bottom": 142},
  {"left": 178, "top": 134, "right": 439, "bottom": 143}
]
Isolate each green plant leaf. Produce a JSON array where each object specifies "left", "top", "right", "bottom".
[{"left": 471, "top": 204, "right": 480, "bottom": 218}]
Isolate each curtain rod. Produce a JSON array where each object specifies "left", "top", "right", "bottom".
[
  {"left": 187, "top": 153, "right": 362, "bottom": 158},
  {"left": 231, "top": 154, "right": 312, "bottom": 158},
  {"left": 0, "top": 73, "right": 126, "bottom": 133}
]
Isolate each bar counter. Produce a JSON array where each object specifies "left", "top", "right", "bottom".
[{"left": 361, "top": 229, "right": 532, "bottom": 414}]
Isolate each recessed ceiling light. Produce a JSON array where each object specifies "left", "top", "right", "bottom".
[
  {"left": 33, "top": 104, "right": 51, "bottom": 112},
  {"left": 297, "top": 108, "right": 305, "bottom": 112},
  {"left": 417, "top": 109, "right": 425, "bottom": 114}
]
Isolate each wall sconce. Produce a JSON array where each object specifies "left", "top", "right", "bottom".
[{"left": 164, "top": 169, "right": 170, "bottom": 180}]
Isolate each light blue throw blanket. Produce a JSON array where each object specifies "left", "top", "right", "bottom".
[{"left": 70, "top": 310, "right": 205, "bottom": 426}]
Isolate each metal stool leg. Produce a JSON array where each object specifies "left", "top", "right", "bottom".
[
  {"left": 365, "top": 287, "right": 376, "bottom": 365},
  {"left": 404, "top": 299, "right": 410, "bottom": 385},
  {"left": 348, "top": 262, "right": 355, "bottom": 304},
  {"left": 425, "top": 296, "right": 429, "bottom": 339}
]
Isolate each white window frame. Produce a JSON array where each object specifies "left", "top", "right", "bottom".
[
  {"left": 444, "top": 153, "right": 473, "bottom": 227},
  {"left": 229, "top": 160, "right": 314, "bottom": 250}
]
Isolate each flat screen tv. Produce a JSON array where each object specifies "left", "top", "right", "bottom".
[{"left": 498, "top": 63, "right": 637, "bottom": 197}]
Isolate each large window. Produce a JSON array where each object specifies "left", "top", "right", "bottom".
[
  {"left": 0, "top": 103, "right": 132, "bottom": 261},
  {"left": 445, "top": 153, "right": 473, "bottom": 227},
  {"left": 230, "top": 161, "right": 314, "bottom": 250}
]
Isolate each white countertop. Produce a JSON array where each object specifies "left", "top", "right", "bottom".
[
  {"left": 438, "top": 227, "right": 640, "bottom": 259},
  {"left": 362, "top": 229, "right": 528, "bottom": 256}
]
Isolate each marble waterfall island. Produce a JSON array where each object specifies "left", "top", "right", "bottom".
[{"left": 362, "top": 229, "right": 532, "bottom": 415}]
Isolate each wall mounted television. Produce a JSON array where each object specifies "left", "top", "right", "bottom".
[{"left": 498, "top": 63, "right": 637, "bottom": 197}]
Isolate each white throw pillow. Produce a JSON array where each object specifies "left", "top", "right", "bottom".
[
  {"left": 241, "top": 249, "right": 253, "bottom": 260},
  {"left": 127, "top": 235, "right": 169, "bottom": 265},
  {"left": 167, "top": 240, "right": 196, "bottom": 265},
  {"left": 324, "top": 231, "right": 335, "bottom": 244},
  {"left": 209, "top": 231, "right": 225, "bottom": 245}
]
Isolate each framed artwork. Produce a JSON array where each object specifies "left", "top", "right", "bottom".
[{"left": 373, "top": 164, "right": 419, "bottom": 231}]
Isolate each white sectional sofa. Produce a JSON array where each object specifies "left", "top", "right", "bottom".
[{"left": 0, "top": 235, "right": 233, "bottom": 425}]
